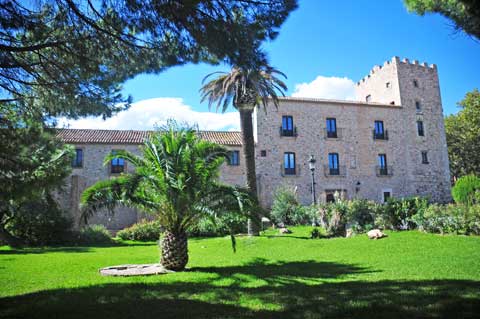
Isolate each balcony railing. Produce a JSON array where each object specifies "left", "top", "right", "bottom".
[
  {"left": 373, "top": 129, "right": 389, "bottom": 140},
  {"left": 376, "top": 165, "right": 393, "bottom": 177},
  {"left": 280, "top": 164, "right": 300, "bottom": 176},
  {"left": 279, "top": 126, "right": 298, "bottom": 137},
  {"left": 323, "top": 165, "right": 346, "bottom": 177},
  {"left": 324, "top": 128, "right": 343, "bottom": 140}
]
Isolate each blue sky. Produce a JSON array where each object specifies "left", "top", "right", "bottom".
[{"left": 65, "top": 0, "right": 480, "bottom": 131}]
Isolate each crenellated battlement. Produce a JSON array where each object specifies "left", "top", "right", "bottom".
[{"left": 357, "top": 56, "right": 436, "bottom": 86}]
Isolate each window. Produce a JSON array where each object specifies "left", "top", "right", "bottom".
[
  {"left": 328, "top": 153, "right": 340, "bottom": 175},
  {"left": 260, "top": 150, "right": 267, "bottom": 157},
  {"left": 413, "top": 79, "right": 419, "bottom": 88},
  {"left": 326, "top": 118, "right": 337, "bottom": 138},
  {"left": 383, "top": 191, "right": 391, "bottom": 203},
  {"left": 284, "top": 152, "right": 296, "bottom": 175},
  {"left": 366, "top": 95, "right": 371, "bottom": 102},
  {"left": 228, "top": 150, "right": 240, "bottom": 166},
  {"left": 72, "top": 148, "right": 83, "bottom": 168},
  {"left": 386, "top": 82, "right": 391, "bottom": 88},
  {"left": 373, "top": 120, "right": 387, "bottom": 140},
  {"left": 378, "top": 154, "right": 388, "bottom": 175},
  {"left": 415, "top": 101, "right": 422, "bottom": 112},
  {"left": 110, "top": 150, "right": 125, "bottom": 174},
  {"left": 417, "top": 120, "right": 424, "bottom": 136},
  {"left": 421, "top": 151, "right": 429, "bottom": 164},
  {"left": 281, "top": 115, "right": 294, "bottom": 136},
  {"left": 326, "top": 193, "right": 335, "bottom": 203}
]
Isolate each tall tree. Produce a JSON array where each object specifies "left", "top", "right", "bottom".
[
  {"left": 81, "top": 123, "right": 254, "bottom": 270},
  {"left": 404, "top": 0, "right": 480, "bottom": 40},
  {"left": 0, "top": 106, "right": 73, "bottom": 245},
  {"left": 445, "top": 89, "right": 480, "bottom": 179},
  {"left": 200, "top": 57, "right": 287, "bottom": 235},
  {"left": 1, "top": 0, "right": 297, "bottom": 118}
]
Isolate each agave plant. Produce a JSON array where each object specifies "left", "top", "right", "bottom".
[
  {"left": 200, "top": 60, "right": 287, "bottom": 235},
  {"left": 81, "top": 123, "right": 254, "bottom": 271}
]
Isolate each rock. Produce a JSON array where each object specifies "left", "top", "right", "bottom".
[
  {"left": 367, "top": 229, "right": 387, "bottom": 240},
  {"left": 279, "top": 227, "right": 292, "bottom": 234},
  {"left": 346, "top": 228, "right": 354, "bottom": 238}
]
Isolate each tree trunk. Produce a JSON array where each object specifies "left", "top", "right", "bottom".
[
  {"left": 160, "top": 230, "right": 188, "bottom": 271},
  {"left": 239, "top": 107, "right": 260, "bottom": 236},
  {"left": 0, "top": 224, "right": 22, "bottom": 247}
]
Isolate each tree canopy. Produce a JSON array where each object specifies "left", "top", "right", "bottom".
[
  {"left": 81, "top": 123, "right": 255, "bottom": 269},
  {"left": 1, "top": 0, "right": 297, "bottom": 118},
  {"left": 404, "top": 0, "right": 480, "bottom": 40},
  {"left": 445, "top": 89, "right": 480, "bottom": 179},
  {"left": 0, "top": 106, "right": 73, "bottom": 245}
]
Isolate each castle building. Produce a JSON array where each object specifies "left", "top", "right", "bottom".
[{"left": 57, "top": 57, "right": 451, "bottom": 231}]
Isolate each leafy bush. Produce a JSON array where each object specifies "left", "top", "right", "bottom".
[
  {"left": 188, "top": 212, "right": 247, "bottom": 237},
  {"left": 452, "top": 175, "right": 480, "bottom": 206},
  {"left": 345, "top": 199, "right": 378, "bottom": 232},
  {"left": 412, "top": 204, "right": 480, "bottom": 235},
  {"left": 75, "top": 224, "right": 113, "bottom": 245},
  {"left": 376, "top": 197, "right": 428, "bottom": 230},
  {"left": 117, "top": 220, "right": 162, "bottom": 241},
  {"left": 315, "top": 199, "right": 349, "bottom": 237},
  {"left": 5, "top": 194, "right": 72, "bottom": 246},
  {"left": 270, "top": 186, "right": 311, "bottom": 226}
]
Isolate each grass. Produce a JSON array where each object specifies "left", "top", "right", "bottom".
[{"left": 1, "top": 228, "right": 480, "bottom": 318}]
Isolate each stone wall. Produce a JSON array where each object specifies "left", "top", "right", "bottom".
[
  {"left": 61, "top": 143, "right": 246, "bottom": 231},
  {"left": 256, "top": 57, "right": 451, "bottom": 207},
  {"left": 58, "top": 56, "right": 452, "bottom": 230}
]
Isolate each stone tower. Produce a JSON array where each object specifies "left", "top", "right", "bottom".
[{"left": 356, "top": 57, "right": 451, "bottom": 202}]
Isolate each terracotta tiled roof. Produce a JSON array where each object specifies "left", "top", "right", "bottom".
[
  {"left": 275, "top": 96, "right": 402, "bottom": 108},
  {"left": 198, "top": 130, "right": 243, "bottom": 146},
  {"left": 56, "top": 129, "right": 242, "bottom": 146}
]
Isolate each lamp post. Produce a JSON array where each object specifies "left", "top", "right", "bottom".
[{"left": 308, "top": 155, "right": 317, "bottom": 205}]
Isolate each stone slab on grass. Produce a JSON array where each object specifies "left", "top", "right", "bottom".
[{"left": 100, "top": 264, "right": 173, "bottom": 276}]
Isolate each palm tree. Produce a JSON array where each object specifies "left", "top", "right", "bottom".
[
  {"left": 81, "top": 123, "right": 253, "bottom": 271},
  {"left": 200, "top": 61, "right": 287, "bottom": 235}
]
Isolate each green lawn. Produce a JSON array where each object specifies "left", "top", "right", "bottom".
[{"left": 1, "top": 228, "right": 480, "bottom": 318}]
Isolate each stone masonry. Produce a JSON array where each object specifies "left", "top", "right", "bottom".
[
  {"left": 58, "top": 57, "right": 451, "bottom": 231},
  {"left": 256, "top": 56, "right": 451, "bottom": 207}
]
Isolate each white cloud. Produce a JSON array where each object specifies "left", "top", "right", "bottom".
[
  {"left": 292, "top": 75, "right": 356, "bottom": 100},
  {"left": 58, "top": 97, "right": 240, "bottom": 131}
]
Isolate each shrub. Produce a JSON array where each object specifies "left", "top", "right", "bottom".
[
  {"left": 376, "top": 197, "right": 428, "bottom": 230},
  {"left": 188, "top": 212, "right": 247, "bottom": 237},
  {"left": 117, "top": 220, "right": 162, "bottom": 241},
  {"left": 76, "top": 224, "right": 113, "bottom": 245},
  {"left": 345, "top": 199, "right": 377, "bottom": 232},
  {"left": 412, "top": 203, "right": 480, "bottom": 235},
  {"left": 316, "top": 199, "right": 348, "bottom": 237},
  {"left": 310, "top": 228, "right": 320, "bottom": 239},
  {"left": 5, "top": 194, "right": 72, "bottom": 246},
  {"left": 270, "top": 186, "right": 310, "bottom": 226},
  {"left": 452, "top": 175, "right": 480, "bottom": 206}
]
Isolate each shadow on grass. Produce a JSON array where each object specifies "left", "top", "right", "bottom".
[
  {"left": 189, "top": 258, "right": 375, "bottom": 285},
  {"left": 1, "top": 259, "right": 479, "bottom": 318},
  {"left": 262, "top": 235, "right": 312, "bottom": 240},
  {"left": 0, "top": 241, "right": 156, "bottom": 255}
]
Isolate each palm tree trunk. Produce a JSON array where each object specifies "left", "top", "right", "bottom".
[
  {"left": 160, "top": 230, "right": 188, "bottom": 271},
  {"left": 239, "top": 107, "right": 260, "bottom": 236}
]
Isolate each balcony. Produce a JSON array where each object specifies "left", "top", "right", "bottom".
[
  {"left": 372, "top": 129, "right": 389, "bottom": 140},
  {"left": 376, "top": 165, "right": 393, "bottom": 177},
  {"left": 279, "top": 126, "right": 298, "bottom": 137},
  {"left": 323, "top": 165, "right": 346, "bottom": 177},
  {"left": 280, "top": 164, "right": 300, "bottom": 176},
  {"left": 324, "top": 128, "right": 343, "bottom": 140}
]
